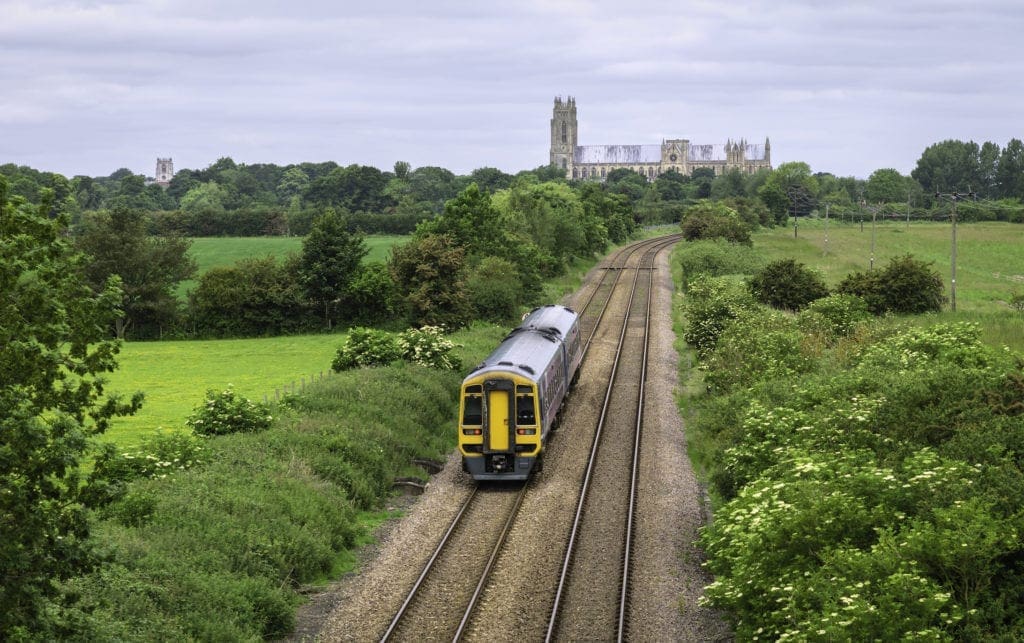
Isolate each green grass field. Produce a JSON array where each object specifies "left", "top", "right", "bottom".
[
  {"left": 103, "top": 334, "right": 345, "bottom": 446},
  {"left": 754, "top": 219, "right": 1024, "bottom": 313},
  {"left": 752, "top": 219, "right": 1024, "bottom": 350},
  {"left": 176, "top": 235, "right": 407, "bottom": 298}
]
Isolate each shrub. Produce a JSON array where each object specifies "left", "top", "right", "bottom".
[
  {"left": 186, "top": 387, "right": 273, "bottom": 436},
  {"left": 332, "top": 326, "right": 462, "bottom": 372},
  {"left": 675, "top": 239, "right": 764, "bottom": 291},
  {"left": 797, "top": 293, "right": 872, "bottom": 340},
  {"left": 682, "top": 275, "right": 760, "bottom": 357},
  {"left": 1010, "top": 292, "right": 1024, "bottom": 312},
  {"left": 837, "top": 254, "right": 945, "bottom": 315},
  {"left": 331, "top": 327, "right": 402, "bottom": 371},
  {"left": 94, "top": 431, "right": 206, "bottom": 485},
  {"left": 748, "top": 258, "right": 830, "bottom": 311},
  {"left": 702, "top": 309, "right": 817, "bottom": 393},
  {"left": 397, "top": 326, "right": 463, "bottom": 371}
]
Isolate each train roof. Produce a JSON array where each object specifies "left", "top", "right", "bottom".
[{"left": 464, "top": 305, "right": 577, "bottom": 383}]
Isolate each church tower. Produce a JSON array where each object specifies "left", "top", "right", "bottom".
[
  {"left": 550, "top": 97, "right": 577, "bottom": 173},
  {"left": 155, "top": 158, "right": 174, "bottom": 187}
]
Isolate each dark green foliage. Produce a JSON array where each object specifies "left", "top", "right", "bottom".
[
  {"left": 74, "top": 205, "right": 196, "bottom": 339},
  {"left": 188, "top": 256, "right": 309, "bottom": 337},
  {"left": 467, "top": 256, "right": 523, "bottom": 322},
  {"left": 388, "top": 233, "right": 471, "bottom": 329},
  {"left": 299, "top": 209, "right": 368, "bottom": 329},
  {"left": 345, "top": 261, "right": 400, "bottom": 326},
  {"left": 837, "top": 254, "right": 945, "bottom": 314},
  {"left": 0, "top": 177, "right": 142, "bottom": 636},
  {"left": 748, "top": 258, "right": 830, "bottom": 311},
  {"left": 679, "top": 200, "right": 752, "bottom": 245}
]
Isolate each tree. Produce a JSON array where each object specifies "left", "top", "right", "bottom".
[
  {"left": 911, "top": 139, "right": 983, "bottom": 196},
  {"left": 179, "top": 181, "right": 228, "bottom": 214},
  {"left": 0, "top": 178, "right": 141, "bottom": 635},
  {"left": 865, "top": 168, "right": 910, "bottom": 203},
  {"left": 388, "top": 233, "right": 470, "bottom": 328},
  {"left": 654, "top": 168, "right": 690, "bottom": 201},
  {"left": 299, "top": 209, "right": 368, "bottom": 328},
  {"left": 759, "top": 162, "right": 818, "bottom": 223},
  {"left": 407, "top": 166, "right": 460, "bottom": 213},
  {"left": 75, "top": 205, "right": 196, "bottom": 339},
  {"left": 997, "top": 139, "right": 1024, "bottom": 199},
  {"left": 468, "top": 166, "right": 513, "bottom": 193}
]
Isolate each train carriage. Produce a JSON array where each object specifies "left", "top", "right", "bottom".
[{"left": 458, "top": 305, "right": 582, "bottom": 481}]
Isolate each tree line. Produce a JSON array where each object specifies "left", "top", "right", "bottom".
[{"left": 3, "top": 135, "right": 1023, "bottom": 236}]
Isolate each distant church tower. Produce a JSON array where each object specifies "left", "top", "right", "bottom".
[
  {"left": 155, "top": 158, "right": 174, "bottom": 187},
  {"left": 550, "top": 97, "right": 577, "bottom": 171}
]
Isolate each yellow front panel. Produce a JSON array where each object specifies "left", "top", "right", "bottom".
[{"left": 488, "top": 390, "right": 510, "bottom": 451}]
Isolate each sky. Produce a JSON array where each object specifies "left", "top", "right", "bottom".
[{"left": 2, "top": 0, "right": 1022, "bottom": 181}]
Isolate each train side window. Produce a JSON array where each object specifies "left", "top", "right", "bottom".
[{"left": 515, "top": 386, "right": 536, "bottom": 425}]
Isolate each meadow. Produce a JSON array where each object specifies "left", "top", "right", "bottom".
[
  {"left": 102, "top": 334, "right": 345, "bottom": 446},
  {"left": 753, "top": 219, "right": 1024, "bottom": 350},
  {"left": 175, "top": 235, "right": 407, "bottom": 297}
]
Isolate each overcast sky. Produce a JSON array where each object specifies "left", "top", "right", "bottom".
[{"left": 2, "top": 0, "right": 1021, "bottom": 180}]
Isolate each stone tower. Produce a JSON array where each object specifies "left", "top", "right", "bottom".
[
  {"left": 155, "top": 158, "right": 174, "bottom": 187},
  {"left": 550, "top": 97, "right": 578, "bottom": 171}
]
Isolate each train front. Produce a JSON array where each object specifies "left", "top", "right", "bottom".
[{"left": 458, "top": 367, "right": 541, "bottom": 481}]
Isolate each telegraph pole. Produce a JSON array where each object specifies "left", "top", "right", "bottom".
[{"left": 935, "top": 191, "right": 975, "bottom": 312}]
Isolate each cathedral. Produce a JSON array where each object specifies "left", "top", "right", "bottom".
[{"left": 549, "top": 96, "right": 771, "bottom": 181}]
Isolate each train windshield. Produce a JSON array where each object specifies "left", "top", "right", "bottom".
[
  {"left": 462, "top": 385, "right": 482, "bottom": 425},
  {"left": 515, "top": 385, "right": 536, "bottom": 425}
]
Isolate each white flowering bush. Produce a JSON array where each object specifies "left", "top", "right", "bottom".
[
  {"left": 332, "top": 326, "right": 462, "bottom": 372},
  {"left": 94, "top": 430, "right": 205, "bottom": 484},
  {"left": 398, "top": 325, "right": 462, "bottom": 371},
  {"left": 186, "top": 386, "right": 273, "bottom": 436}
]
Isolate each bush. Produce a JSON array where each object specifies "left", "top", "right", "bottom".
[
  {"left": 682, "top": 275, "right": 760, "bottom": 358},
  {"left": 702, "top": 309, "right": 817, "bottom": 393},
  {"left": 332, "top": 326, "right": 462, "bottom": 372},
  {"left": 186, "top": 387, "right": 273, "bottom": 436},
  {"left": 675, "top": 239, "right": 764, "bottom": 291},
  {"left": 748, "top": 258, "right": 830, "bottom": 311},
  {"left": 331, "top": 327, "right": 402, "bottom": 371},
  {"left": 398, "top": 326, "right": 463, "bottom": 371},
  {"left": 837, "top": 254, "right": 945, "bottom": 315},
  {"left": 94, "top": 431, "right": 206, "bottom": 486},
  {"left": 797, "top": 293, "right": 872, "bottom": 340}
]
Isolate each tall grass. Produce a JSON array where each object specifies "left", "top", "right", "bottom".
[{"left": 74, "top": 323, "right": 505, "bottom": 640}]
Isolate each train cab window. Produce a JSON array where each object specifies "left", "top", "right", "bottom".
[
  {"left": 462, "top": 385, "right": 482, "bottom": 425},
  {"left": 515, "top": 386, "right": 536, "bottom": 425}
]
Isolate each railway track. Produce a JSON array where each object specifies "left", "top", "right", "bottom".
[
  {"left": 545, "top": 238, "right": 661, "bottom": 641},
  {"left": 379, "top": 234, "right": 679, "bottom": 642}
]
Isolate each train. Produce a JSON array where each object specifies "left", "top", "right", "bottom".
[{"left": 458, "top": 304, "right": 583, "bottom": 481}]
